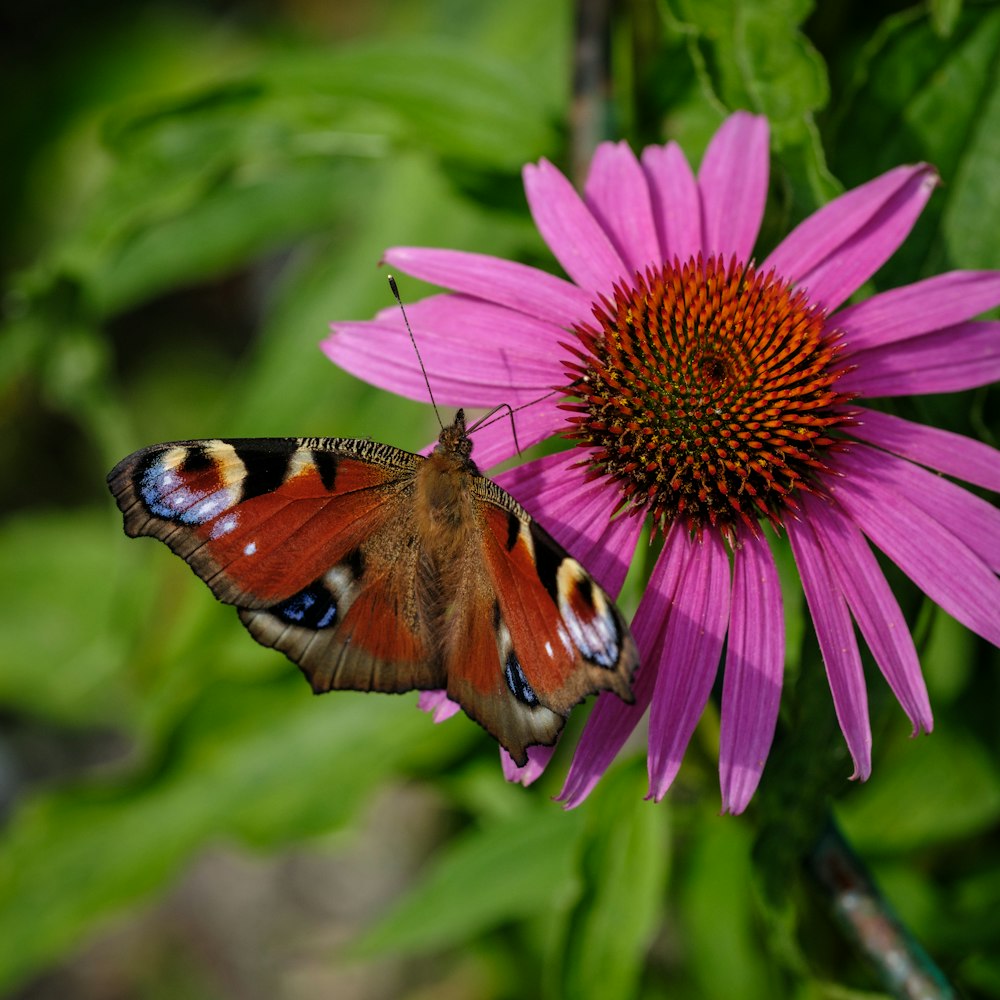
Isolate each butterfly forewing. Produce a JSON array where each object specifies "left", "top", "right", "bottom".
[{"left": 109, "top": 437, "right": 414, "bottom": 607}]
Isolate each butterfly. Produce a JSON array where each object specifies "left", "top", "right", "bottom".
[{"left": 107, "top": 407, "right": 638, "bottom": 764}]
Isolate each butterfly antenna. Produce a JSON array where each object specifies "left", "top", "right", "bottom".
[
  {"left": 388, "top": 274, "right": 443, "bottom": 431},
  {"left": 470, "top": 391, "right": 559, "bottom": 457},
  {"left": 468, "top": 403, "right": 522, "bottom": 456}
]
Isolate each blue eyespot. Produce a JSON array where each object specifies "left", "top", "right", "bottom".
[{"left": 271, "top": 584, "right": 338, "bottom": 630}]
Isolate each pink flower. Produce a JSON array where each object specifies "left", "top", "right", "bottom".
[{"left": 325, "top": 112, "right": 1000, "bottom": 814}]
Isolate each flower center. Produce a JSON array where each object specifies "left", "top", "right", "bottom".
[{"left": 561, "top": 255, "right": 853, "bottom": 538}]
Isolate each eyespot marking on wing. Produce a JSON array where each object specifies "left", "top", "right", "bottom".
[
  {"left": 138, "top": 443, "right": 244, "bottom": 525},
  {"left": 270, "top": 582, "right": 339, "bottom": 630},
  {"left": 504, "top": 650, "right": 539, "bottom": 707},
  {"left": 265, "top": 547, "right": 367, "bottom": 633},
  {"left": 556, "top": 558, "right": 621, "bottom": 669}
]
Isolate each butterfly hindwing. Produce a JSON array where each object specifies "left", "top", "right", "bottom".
[
  {"left": 238, "top": 521, "right": 443, "bottom": 694},
  {"left": 437, "top": 478, "right": 637, "bottom": 764}
]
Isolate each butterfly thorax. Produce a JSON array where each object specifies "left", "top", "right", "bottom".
[{"left": 417, "top": 436, "right": 479, "bottom": 537}]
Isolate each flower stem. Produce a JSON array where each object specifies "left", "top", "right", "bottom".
[
  {"left": 806, "top": 816, "right": 956, "bottom": 1000},
  {"left": 571, "top": 0, "right": 614, "bottom": 184}
]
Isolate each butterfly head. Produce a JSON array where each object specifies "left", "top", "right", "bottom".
[{"left": 436, "top": 408, "right": 475, "bottom": 466}]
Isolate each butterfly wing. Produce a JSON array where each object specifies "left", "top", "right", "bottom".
[
  {"left": 108, "top": 437, "right": 443, "bottom": 692},
  {"left": 441, "top": 475, "right": 638, "bottom": 765}
]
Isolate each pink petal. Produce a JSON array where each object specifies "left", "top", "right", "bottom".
[
  {"left": 837, "top": 444, "right": 1000, "bottom": 574},
  {"left": 384, "top": 247, "right": 593, "bottom": 327},
  {"left": 840, "top": 320, "right": 1000, "bottom": 397},
  {"left": 523, "top": 158, "right": 629, "bottom": 295},
  {"left": 326, "top": 297, "right": 564, "bottom": 406},
  {"left": 719, "top": 526, "right": 784, "bottom": 815},
  {"left": 496, "top": 449, "right": 643, "bottom": 596},
  {"left": 418, "top": 690, "right": 461, "bottom": 723},
  {"left": 584, "top": 141, "right": 662, "bottom": 274},
  {"left": 501, "top": 743, "right": 556, "bottom": 786},
  {"left": 558, "top": 522, "right": 691, "bottom": 808},
  {"left": 834, "top": 270, "right": 1000, "bottom": 351},
  {"left": 803, "top": 493, "right": 933, "bottom": 735},
  {"left": 829, "top": 459, "right": 1000, "bottom": 648},
  {"left": 698, "top": 112, "right": 770, "bottom": 264},
  {"left": 848, "top": 408, "right": 1000, "bottom": 493},
  {"left": 787, "top": 516, "right": 872, "bottom": 780},
  {"left": 647, "top": 530, "right": 731, "bottom": 801},
  {"left": 641, "top": 142, "right": 702, "bottom": 262},
  {"left": 377, "top": 293, "right": 572, "bottom": 358},
  {"left": 763, "top": 165, "right": 938, "bottom": 312}
]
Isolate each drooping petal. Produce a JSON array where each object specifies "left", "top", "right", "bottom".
[
  {"left": 830, "top": 460, "right": 1000, "bottom": 648},
  {"left": 848, "top": 409, "right": 1000, "bottom": 493},
  {"left": 501, "top": 743, "right": 557, "bottom": 786},
  {"left": 837, "top": 444, "right": 1000, "bottom": 573},
  {"left": 840, "top": 320, "right": 1000, "bottom": 397},
  {"left": 804, "top": 493, "right": 933, "bottom": 735},
  {"left": 418, "top": 690, "right": 462, "bottom": 723},
  {"left": 641, "top": 141, "right": 702, "bottom": 262},
  {"left": 647, "top": 530, "right": 731, "bottom": 801},
  {"left": 835, "top": 270, "right": 1000, "bottom": 351},
  {"left": 558, "top": 522, "right": 691, "bottom": 808},
  {"left": 326, "top": 296, "right": 565, "bottom": 405},
  {"left": 787, "top": 516, "right": 872, "bottom": 780},
  {"left": 698, "top": 111, "right": 770, "bottom": 264},
  {"left": 763, "top": 165, "right": 938, "bottom": 312},
  {"left": 384, "top": 247, "right": 593, "bottom": 327},
  {"left": 523, "top": 158, "right": 629, "bottom": 295},
  {"left": 584, "top": 141, "right": 662, "bottom": 275},
  {"left": 496, "top": 449, "right": 643, "bottom": 596},
  {"left": 719, "top": 526, "right": 784, "bottom": 815}
]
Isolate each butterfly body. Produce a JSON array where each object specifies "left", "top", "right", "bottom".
[{"left": 108, "top": 410, "right": 637, "bottom": 763}]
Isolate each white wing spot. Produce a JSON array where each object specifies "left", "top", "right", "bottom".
[{"left": 211, "top": 514, "right": 238, "bottom": 538}]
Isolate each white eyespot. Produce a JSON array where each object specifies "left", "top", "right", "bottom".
[{"left": 243, "top": 541, "right": 257, "bottom": 557}]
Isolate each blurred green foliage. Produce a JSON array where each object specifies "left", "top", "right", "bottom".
[{"left": 1, "top": 0, "right": 998, "bottom": 997}]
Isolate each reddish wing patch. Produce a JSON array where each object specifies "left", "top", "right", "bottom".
[
  {"left": 200, "top": 462, "right": 401, "bottom": 604},
  {"left": 335, "top": 582, "right": 428, "bottom": 676},
  {"left": 480, "top": 507, "right": 578, "bottom": 703}
]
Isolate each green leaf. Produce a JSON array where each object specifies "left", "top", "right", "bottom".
[
  {"left": 555, "top": 761, "right": 670, "bottom": 1000},
  {"left": 681, "top": 816, "right": 778, "bottom": 999},
  {"left": 664, "top": 0, "right": 838, "bottom": 239},
  {"left": 930, "top": 0, "right": 964, "bottom": 38},
  {"left": 18, "top": 34, "right": 559, "bottom": 325},
  {"left": 828, "top": 5, "right": 1000, "bottom": 278},
  {"left": 261, "top": 40, "right": 559, "bottom": 170},
  {"left": 0, "top": 510, "right": 142, "bottom": 724},
  {"left": 836, "top": 730, "right": 1000, "bottom": 852},
  {"left": 0, "top": 680, "right": 469, "bottom": 993},
  {"left": 353, "top": 802, "right": 584, "bottom": 958},
  {"left": 228, "top": 149, "right": 542, "bottom": 440}
]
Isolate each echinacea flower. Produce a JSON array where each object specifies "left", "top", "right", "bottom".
[{"left": 326, "top": 112, "right": 1000, "bottom": 814}]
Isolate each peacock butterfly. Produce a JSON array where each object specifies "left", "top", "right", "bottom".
[{"left": 107, "top": 289, "right": 638, "bottom": 764}]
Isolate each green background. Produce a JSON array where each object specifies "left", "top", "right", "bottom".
[{"left": 1, "top": 0, "right": 998, "bottom": 997}]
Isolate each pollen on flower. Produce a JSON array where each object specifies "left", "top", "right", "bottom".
[{"left": 560, "top": 254, "right": 855, "bottom": 539}]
